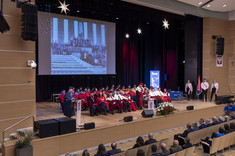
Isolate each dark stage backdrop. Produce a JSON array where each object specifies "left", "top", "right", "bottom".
[{"left": 36, "top": 0, "right": 201, "bottom": 102}]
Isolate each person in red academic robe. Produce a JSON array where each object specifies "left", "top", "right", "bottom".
[
  {"left": 123, "top": 90, "right": 137, "bottom": 111},
  {"left": 156, "top": 87, "right": 168, "bottom": 103},
  {"left": 97, "top": 91, "right": 109, "bottom": 115},
  {"left": 136, "top": 82, "right": 144, "bottom": 109},
  {"left": 106, "top": 91, "right": 117, "bottom": 115},
  {"left": 87, "top": 91, "right": 99, "bottom": 116},
  {"left": 163, "top": 88, "right": 171, "bottom": 102},
  {"left": 58, "top": 90, "right": 65, "bottom": 112},
  {"left": 78, "top": 90, "right": 89, "bottom": 110},
  {"left": 85, "top": 88, "right": 91, "bottom": 98},
  {"left": 113, "top": 89, "right": 124, "bottom": 113}
]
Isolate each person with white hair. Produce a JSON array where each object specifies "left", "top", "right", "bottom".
[
  {"left": 212, "top": 116, "right": 219, "bottom": 125},
  {"left": 218, "top": 116, "right": 224, "bottom": 124},
  {"left": 145, "top": 133, "right": 157, "bottom": 145},
  {"left": 159, "top": 143, "right": 170, "bottom": 156}
]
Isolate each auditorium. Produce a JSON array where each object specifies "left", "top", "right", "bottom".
[{"left": 1, "top": 0, "right": 235, "bottom": 156}]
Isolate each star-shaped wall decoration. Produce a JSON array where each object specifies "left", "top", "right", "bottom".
[
  {"left": 162, "top": 19, "right": 169, "bottom": 29},
  {"left": 58, "top": 0, "right": 70, "bottom": 14}
]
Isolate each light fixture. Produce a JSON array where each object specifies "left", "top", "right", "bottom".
[
  {"left": 223, "top": 4, "right": 227, "bottom": 8},
  {"left": 162, "top": 19, "right": 169, "bottom": 29},
  {"left": 58, "top": 0, "right": 70, "bottom": 14},
  {"left": 137, "top": 28, "right": 142, "bottom": 34},
  {"left": 198, "top": 2, "right": 203, "bottom": 5},
  {"left": 77, "top": 10, "right": 80, "bottom": 12},
  {"left": 207, "top": 4, "right": 211, "bottom": 7},
  {"left": 125, "top": 33, "right": 130, "bottom": 39},
  {"left": 27, "top": 60, "right": 37, "bottom": 68},
  {"left": 116, "top": 17, "right": 119, "bottom": 20}
]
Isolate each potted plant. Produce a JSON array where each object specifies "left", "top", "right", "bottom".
[
  {"left": 15, "top": 132, "right": 34, "bottom": 156},
  {"left": 156, "top": 102, "right": 176, "bottom": 115}
]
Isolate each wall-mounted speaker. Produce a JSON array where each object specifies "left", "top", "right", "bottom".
[{"left": 216, "top": 37, "right": 224, "bottom": 55}]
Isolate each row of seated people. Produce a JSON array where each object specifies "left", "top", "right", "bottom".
[
  {"left": 201, "top": 123, "right": 235, "bottom": 153},
  {"left": 77, "top": 133, "right": 193, "bottom": 156},
  {"left": 59, "top": 84, "right": 171, "bottom": 117}
]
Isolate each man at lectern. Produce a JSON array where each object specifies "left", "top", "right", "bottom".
[{"left": 64, "top": 86, "right": 75, "bottom": 118}]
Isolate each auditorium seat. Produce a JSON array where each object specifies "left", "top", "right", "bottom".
[
  {"left": 138, "top": 145, "right": 149, "bottom": 155},
  {"left": 147, "top": 142, "right": 159, "bottom": 156},
  {"left": 201, "top": 136, "right": 222, "bottom": 155},
  {"left": 184, "top": 146, "right": 195, "bottom": 156},
  {"left": 157, "top": 138, "right": 170, "bottom": 152},
  {"left": 168, "top": 153, "right": 176, "bottom": 156},
  {"left": 124, "top": 148, "right": 138, "bottom": 156},
  {"left": 175, "top": 149, "right": 186, "bottom": 156},
  {"left": 112, "top": 151, "right": 125, "bottom": 156}
]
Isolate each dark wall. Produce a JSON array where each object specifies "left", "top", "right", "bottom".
[
  {"left": 35, "top": 0, "right": 199, "bottom": 102},
  {"left": 184, "top": 15, "right": 203, "bottom": 97}
]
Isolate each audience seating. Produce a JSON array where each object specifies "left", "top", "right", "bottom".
[
  {"left": 184, "top": 146, "right": 195, "bottom": 156},
  {"left": 112, "top": 151, "right": 125, "bottom": 156},
  {"left": 124, "top": 147, "right": 138, "bottom": 156},
  {"left": 157, "top": 138, "right": 170, "bottom": 152},
  {"left": 168, "top": 153, "right": 176, "bottom": 156},
  {"left": 201, "top": 131, "right": 235, "bottom": 156},
  {"left": 147, "top": 142, "right": 159, "bottom": 156},
  {"left": 175, "top": 149, "right": 186, "bottom": 156},
  {"left": 179, "top": 120, "right": 234, "bottom": 145}
]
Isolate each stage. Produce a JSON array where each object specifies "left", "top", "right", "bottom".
[{"left": 36, "top": 100, "right": 219, "bottom": 128}]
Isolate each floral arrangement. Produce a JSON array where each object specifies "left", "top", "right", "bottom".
[{"left": 156, "top": 102, "right": 176, "bottom": 115}]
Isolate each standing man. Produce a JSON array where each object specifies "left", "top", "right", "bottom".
[
  {"left": 136, "top": 82, "right": 144, "bottom": 109},
  {"left": 64, "top": 86, "right": 75, "bottom": 118},
  {"left": 210, "top": 80, "right": 219, "bottom": 101},
  {"left": 185, "top": 80, "right": 193, "bottom": 100},
  {"left": 201, "top": 79, "right": 209, "bottom": 102}
]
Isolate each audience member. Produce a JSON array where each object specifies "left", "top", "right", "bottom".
[
  {"left": 202, "top": 132, "right": 217, "bottom": 153},
  {"left": 205, "top": 119, "right": 212, "bottom": 127},
  {"left": 192, "top": 122, "right": 199, "bottom": 131},
  {"left": 136, "top": 149, "right": 145, "bottom": 156},
  {"left": 212, "top": 116, "right": 219, "bottom": 125},
  {"left": 182, "top": 137, "right": 193, "bottom": 149},
  {"left": 159, "top": 143, "right": 170, "bottom": 156},
  {"left": 231, "top": 112, "right": 235, "bottom": 120},
  {"left": 218, "top": 116, "right": 224, "bottom": 124},
  {"left": 199, "top": 118, "right": 207, "bottom": 129},
  {"left": 224, "top": 115, "right": 230, "bottom": 122},
  {"left": 150, "top": 144, "right": 160, "bottom": 156},
  {"left": 133, "top": 136, "right": 145, "bottom": 149},
  {"left": 230, "top": 123, "right": 235, "bottom": 132},
  {"left": 106, "top": 143, "right": 121, "bottom": 156},
  {"left": 82, "top": 150, "right": 90, "bottom": 156},
  {"left": 215, "top": 127, "right": 225, "bottom": 138},
  {"left": 169, "top": 140, "right": 182, "bottom": 154},
  {"left": 94, "top": 144, "right": 107, "bottom": 156},
  {"left": 224, "top": 124, "right": 230, "bottom": 134},
  {"left": 145, "top": 133, "right": 157, "bottom": 145}
]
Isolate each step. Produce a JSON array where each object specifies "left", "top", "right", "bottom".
[{"left": 17, "top": 127, "right": 33, "bottom": 136}]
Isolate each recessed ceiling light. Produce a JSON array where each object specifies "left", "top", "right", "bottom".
[
  {"left": 116, "top": 17, "right": 119, "bottom": 20},
  {"left": 223, "top": 4, "right": 227, "bottom": 8},
  {"left": 77, "top": 10, "right": 80, "bottom": 12},
  {"left": 199, "top": 2, "right": 203, "bottom": 5},
  {"left": 207, "top": 4, "right": 211, "bottom": 7}
]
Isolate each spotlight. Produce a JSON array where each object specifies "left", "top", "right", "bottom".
[
  {"left": 223, "top": 4, "right": 227, "bottom": 8},
  {"left": 0, "top": 11, "right": 10, "bottom": 33},
  {"left": 125, "top": 33, "right": 130, "bottom": 39},
  {"left": 198, "top": 2, "right": 203, "bottom": 5},
  {"left": 207, "top": 4, "right": 211, "bottom": 7},
  {"left": 77, "top": 10, "right": 80, "bottom": 12},
  {"left": 137, "top": 28, "right": 142, "bottom": 34},
  {"left": 116, "top": 17, "right": 119, "bottom": 20}
]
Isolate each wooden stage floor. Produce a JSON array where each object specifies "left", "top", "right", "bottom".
[{"left": 36, "top": 100, "right": 218, "bottom": 128}]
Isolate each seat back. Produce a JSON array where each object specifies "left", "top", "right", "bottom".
[
  {"left": 223, "top": 133, "right": 232, "bottom": 149},
  {"left": 184, "top": 146, "right": 195, "bottom": 156},
  {"left": 231, "top": 131, "right": 235, "bottom": 146},
  {"left": 112, "top": 151, "right": 125, "bottom": 156},
  {"left": 125, "top": 148, "right": 138, "bottom": 156},
  {"left": 175, "top": 149, "right": 186, "bottom": 156},
  {"left": 168, "top": 153, "right": 176, "bottom": 156},
  {"left": 138, "top": 145, "right": 149, "bottom": 155},
  {"left": 209, "top": 137, "right": 222, "bottom": 154},
  {"left": 217, "top": 134, "right": 228, "bottom": 151},
  {"left": 158, "top": 138, "right": 170, "bottom": 152},
  {"left": 147, "top": 142, "right": 159, "bottom": 156}
]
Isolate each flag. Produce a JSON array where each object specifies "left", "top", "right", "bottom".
[{"left": 196, "top": 75, "right": 202, "bottom": 95}]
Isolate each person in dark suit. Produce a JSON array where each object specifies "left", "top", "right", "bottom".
[
  {"left": 106, "top": 143, "right": 121, "bottom": 156},
  {"left": 64, "top": 86, "right": 75, "bottom": 118},
  {"left": 192, "top": 122, "right": 199, "bottom": 131},
  {"left": 199, "top": 118, "right": 207, "bottom": 129},
  {"left": 230, "top": 123, "right": 235, "bottom": 132},
  {"left": 94, "top": 144, "right": 107, "bottom": 156},
  {"left": 145, "top": 133, "right": 157, "bottom": 145},
  {"left": 211, "top": 116, "right": 219, "bottom": 125},
  {"left": 132, "top": 136, "right": 145, "bottom": 149},
  {"left": 205, "top": 119, "right": 212, "bottom": 127},
  {"left": 159, "top": 143, "right": 170, "bottom": 156},
  {"left": 182, "top": 137, "right": 193, "bottom": 149},
  {"left": 150, "top": 144, "right": 160, "bottom": 156},
  {"left": 174, "top": 123, "right": 192, "bottom": 145}
]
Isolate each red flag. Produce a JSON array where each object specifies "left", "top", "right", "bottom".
[{"left": 197, "top": 75, "right": 202, "bottom": 95}]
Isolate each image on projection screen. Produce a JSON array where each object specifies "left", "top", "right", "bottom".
[
  {"left": 38, "top": 12, "right": 116, "bottom": 75},
  {"left": 51, "top": 18, "right": 109, "bottom": 74}
]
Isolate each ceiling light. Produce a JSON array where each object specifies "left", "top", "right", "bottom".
[
  {"left": 77, "top": 10, "right": 80, "bottom": 12},
  {"left": 116, "top": 17, "right": 119, "bottom": 20},
  {"left": 223, "top": 4, "right": 227, "bottom": 8},
  {"left": 137, "top": 28, "right": 142, "bottom": 34},
  {"left": 125, "top": 33, "right": 130, "bottom": 39},
  {"left": 207, "top": 4, "right": 211, "bottom": 7},
  {"left": 198, "top": 2, "right": 203, "bottom": 5}
]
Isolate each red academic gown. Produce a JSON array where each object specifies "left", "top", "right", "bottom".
[
  {"left": 85, "top": 92, "right": 91, "bottom": 98},
  {"left": 106, "top": 95, "right": 119, "bottom": 111},
  {"left": 59, "top": 94, "right": 65, "bottom": 103},
  {"left": 137, "top": 88, "right": 144, "bottom": 107},
  {"left": 123, "top": 94, "right": 137, "bottom": 111},
  {"left": 163, "top": 91, "right": 171, "bottom": 102},
  {"left": 97, "top": 96, "right": 109, "bottom": 110},
  {"left": 78, "top": 93, "right": 89, "bottom": 108}
]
